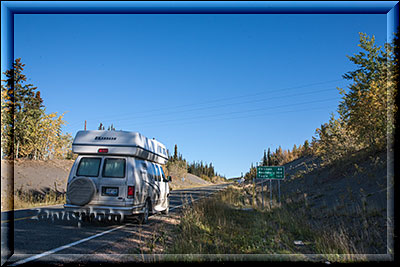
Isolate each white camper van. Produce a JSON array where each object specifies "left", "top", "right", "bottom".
[{"left": 64, "top": 130, "right": 170, "bottom": 224}]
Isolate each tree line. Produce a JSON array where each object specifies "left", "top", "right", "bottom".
[
  {"left": 244, "top": 141, "right": 311, "bottom": 180},
  {"left": 1, "top": 58, "right": 73, "bottom": 160},
  {"left": 187, "top": 161, "right": 217, "bottom": 179},
  {"left": 313, "top": 32, "right": 397, "bottom": 163},
  {"left": 260, "top": 141, "right": 312, "bottom": 167},
  {"left": 166, "top": 144, "right": 225, "bottom": 181},
  {"left": 245, "top": 31, "right": 398, "bottom": 179},
  {"left": 98, "top": 122, "right": 116, "bottom": 131}
]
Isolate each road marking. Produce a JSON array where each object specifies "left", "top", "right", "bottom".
[
  {"left": 9, "top": 224, "right": 126, "bottom": 266},
  {"left": 3, "top": 186, "right": 226, "bottom": 223},
  {"left": 1, "top": 216, "right": 36, "bottom": 224},
  {"left": 1, "top": 204, "right": 64, "bottom": 223},
  {"left": 2, "top": 204, "right": 64, "bottom": 213},
  {"left": 9, "top": 185, "right": 227, "bottom": 266}
]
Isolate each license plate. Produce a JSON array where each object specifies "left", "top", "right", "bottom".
[{"left": 102, "top": 187, "right": 118, "bottom": 196}]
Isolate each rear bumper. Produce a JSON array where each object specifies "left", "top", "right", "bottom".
[{"left": 64, "top": 203, "right": 144, "bottom": 216}]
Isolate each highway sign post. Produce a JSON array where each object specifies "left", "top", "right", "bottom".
[{"left": 256, "top": 166, "right": 285, "bottom": 208}]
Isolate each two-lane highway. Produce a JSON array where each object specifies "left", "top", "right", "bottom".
[{"left": 2, "top": 183, "right": 230, "bottom": 265}]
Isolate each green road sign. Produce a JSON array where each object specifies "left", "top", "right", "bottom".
[{"left": 256, "top": 166, "right": 285, "bottom": 180}]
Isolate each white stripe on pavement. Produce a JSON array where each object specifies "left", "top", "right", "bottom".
[
  {"left": 9, "top": 185, "right": 226, "bottom": 266},
  {"left": 9, "top": 224, "right": 126, "bottom": 266}
]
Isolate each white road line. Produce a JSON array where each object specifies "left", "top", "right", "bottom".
[
  {"left": 9, "top": 185, "right": 226, "bottom": 266},
  {"left": 9, "top": 225, "right": 126, "bottom": 266}
]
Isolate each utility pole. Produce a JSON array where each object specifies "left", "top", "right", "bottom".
[{"left": 84, "top": 120, "right": 87, "bottom": 131}]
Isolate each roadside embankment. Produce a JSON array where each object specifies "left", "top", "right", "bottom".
[
  {"left": 1, "top": 159, "right": 220, "bottom": 211},
  {"left": 1, "top": 159, "right": 73, "bottom": 211},
  {"left": 165, "top": 150, "right": 390, "bottom": 261}
]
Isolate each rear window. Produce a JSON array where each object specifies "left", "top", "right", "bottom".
[
  {"left": 77, "top": 157, "right": 101, "bottom": 177},
  {"left": 103, "top": 158, "right": 126, "bottom": 178}
]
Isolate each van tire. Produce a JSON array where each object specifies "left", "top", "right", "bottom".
[{"left": 138, "top": 199, "right": 151, "bottom": 224}]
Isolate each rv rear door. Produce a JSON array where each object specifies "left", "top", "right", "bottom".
[{"left": 97, "top": 156, "right": 128, "bottom": 207}]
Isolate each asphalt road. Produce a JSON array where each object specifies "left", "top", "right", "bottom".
[{"left": 1, "top": 183, "right": 230, "bottom": 265}]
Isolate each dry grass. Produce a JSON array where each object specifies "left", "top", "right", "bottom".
[
  {"left": 14, "top": 187, "right": 66, "bottom": 210},
  {"left": 166, "top": 185, "right": 387, "bottom": 262}
]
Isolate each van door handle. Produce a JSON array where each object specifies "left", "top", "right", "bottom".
[{"left": 117, "top": 197, "right": 123, "bottom": 200}]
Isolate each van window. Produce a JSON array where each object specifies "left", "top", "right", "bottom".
[
  {"left": 77, "top": 157, "right": 101, "bottom": 177},
  {"left": 152, "top": 164, "right": 162, "bottom": 182},
  {"left": 150, "top": 163, "right": 157, "bottom": 181},
  {"left": 103, "top": 158, "right": 126, "bottom": 178},
  {"left": 154, "top": 165, "right": 162, "bottom": 182},
  {"left": 160, "top": 167, "right": 166, "bottom": 180}
]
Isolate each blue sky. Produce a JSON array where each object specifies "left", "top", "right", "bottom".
[{"left": 14, "top": 13, "right": 387, "bottom": 178}]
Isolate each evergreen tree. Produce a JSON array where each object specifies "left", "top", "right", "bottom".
[
  {"left": 1, "top": 58, "right": 72, "bottom": 160},
  {"left": 277, "top": 146, "right": 283, "bottom": 165},
  {"left": 292, "top": 144, "right": 298, "bottom": 158},
  {"left": 209, "top": 162, "right": 214, "bottom": 177},
  {"left": 2, "top": 58, "right": 44, "bottom": 158},
  {"left": 267, "top": 148, "right": 272, "bottom": 166},
  {"left": 107, "top": 124, "right": 115, "bottom": 131},
  {"left": 262, "top": 149, "right": 268, "bottom": 166},
  {"left": 173, "top": 144, "right": 178, "bottom": 161},
  {"left": 303, "top": 140, "right": 310, "bottom": 156}
]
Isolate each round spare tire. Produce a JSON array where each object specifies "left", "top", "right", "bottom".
[{"left": 67, "top": 177, "right": 96, "bottom": 206}]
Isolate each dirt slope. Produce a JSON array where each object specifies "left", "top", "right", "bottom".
[
  {"left": 280, "top": 151, "right": 388, "bottom": 212},
  {"left": 271, "top": 150, "right": 390, "bottom": 254},
  {"left": 169, "top": 173, "right": 212, "bottom": 190},
  {"left": 1, "top": 159, "right": 213, "bottom": 211}
]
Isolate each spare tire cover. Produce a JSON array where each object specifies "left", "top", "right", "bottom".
[{"left": 67, "top": 177, "right": 96, "bottom": 206}]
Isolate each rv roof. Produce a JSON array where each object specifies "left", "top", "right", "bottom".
[{"left": 72, "top": 130, "right": 168, "bottom": 163}]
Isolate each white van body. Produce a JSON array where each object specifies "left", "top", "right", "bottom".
[{"left": 64, "top": 130, "right": 170, "bottom": 222}]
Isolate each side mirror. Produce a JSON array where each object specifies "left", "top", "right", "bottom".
[{"left": 163, "top": 176, "right": 172, "bottom": 183}]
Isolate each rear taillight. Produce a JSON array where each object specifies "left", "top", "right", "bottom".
[
  {"left": 127, "top": 186, "right": 134, "bottom": 199},
  {"left": 98, "top": 148, "right": 108, "bottom": 153}
]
